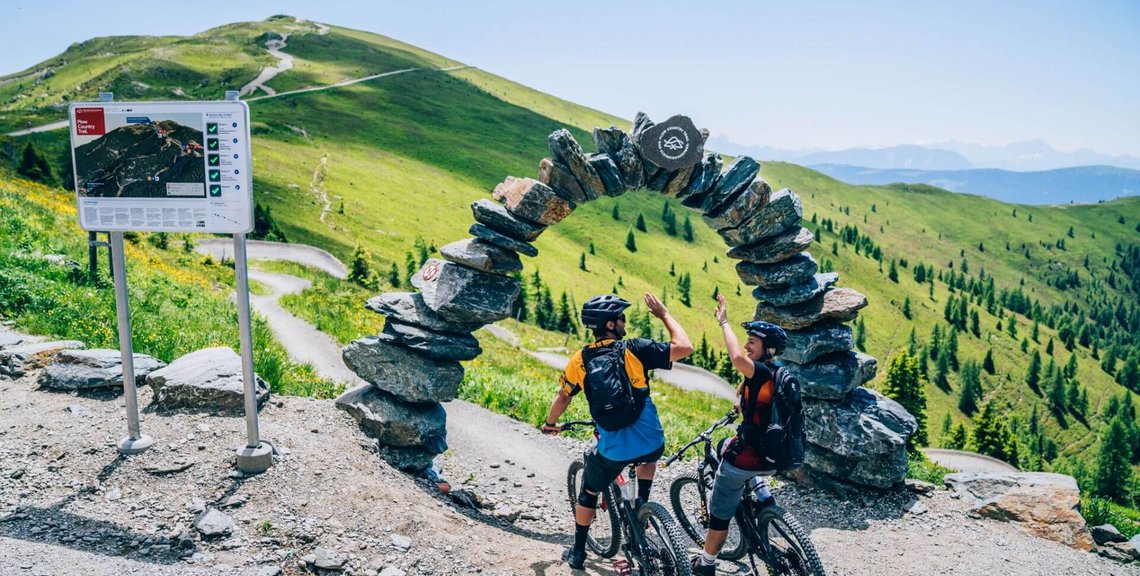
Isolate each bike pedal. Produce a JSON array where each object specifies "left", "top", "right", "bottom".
[{"left": 612, "top": 558, "right": 633, "bottom": 576}]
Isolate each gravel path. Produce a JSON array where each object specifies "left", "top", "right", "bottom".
[
  {"left": 238, "top": 35, "right": 294, "bottom": 97},
  {"left": 922, "top": 448, "right": 1019, "bottom": 474}
]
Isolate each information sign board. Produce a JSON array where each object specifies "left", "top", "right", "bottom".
[{"left": 68, "top": 101, "right": 254, "bottom": 233}]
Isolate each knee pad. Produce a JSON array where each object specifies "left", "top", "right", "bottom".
[
  {"left": 576, "top": 487, "right": 599, "bottom": 509},
  {"left": 709, "top": 514, "right": 731, "bottom": 531}
]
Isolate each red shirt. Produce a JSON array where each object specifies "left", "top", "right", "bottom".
[{"left": 725, "top": 362, "right": 775, "bottom": 471}]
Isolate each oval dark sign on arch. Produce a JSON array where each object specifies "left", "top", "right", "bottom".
[{"left": 637, "top": 114, "right": 704, "bottom": 170}]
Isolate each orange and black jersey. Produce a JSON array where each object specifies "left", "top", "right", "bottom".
[{"left": 558, "top": 338, "right": 673, "bottom": 398}]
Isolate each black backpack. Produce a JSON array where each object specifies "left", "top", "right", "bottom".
[
  {"left": 581, "top": 341, "right": 647, "bottom": 432},
  {"left": 737, "top": 367, "right": 805, "bottom": 471}
]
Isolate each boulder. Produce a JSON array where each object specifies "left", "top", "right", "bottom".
[
  {"left": 194, "top": 508, "right": 234, "bottom": 538},
  {"left": 378, "top": 444, "right": 438, "bottom": 474},
  {"left": 470, "top": 199, "right": 545, "bottom": 242},
  {"left": 412, "top": 258, "right": 521, "bottom": 324},
  {"left": 782, "top": 320, "right": 853, "bottom": 364},
  {"left": 752, "top": 272, "right": 838, "bottom": 308},
  {"left": 342, "top": 336, "right": 463, "bottom": 403},
  {"left": 0, "top": 340, "right": 85, "bottom": 380},
  {"left": 754, "top": 287, "right": 868, "bottom": 330},
  {"left": 439, "top": 238, "right": 522, "bottom": 276},
  {"left": 1091, "top": 524, "right": 1127, "bottom": 545},
  {"left": 698, "top": 156, "right": 760, "bottom": 215},
  {"left": 0, "top": 332, "right": 24, "bottom": 349},
  {"left": 780, "top": 350, "right": 877, "bottom": 400},
  {"left": 593, "top": 126, "right": 643, "bottom": 191},
  {"left": 145, "top": 347, "right": 269, "bottom": 414},
  {"left": 718, "top": 188, "right": 803, "bottom": 247},
  {"left": 492, "top": 176, "right": 574, "bottom": 226},
  {"left": 679, "top": 153, "right": 723, "bottom": 203},
  {"left": 944, "top": 472, "right": 1095, "bottom": 551},
  {"left": 380, "top": 320, "right": 481, "bottom": 362},
  {"left": 644, "top": 165, "right": 673, "bottom": 192},
  {"left": 547, "top": 129, "right": 604, "bottom": 200},
  {"left": 801, "top": 387, "right": 917, "bottom": 489},
  {"left": 587, "top": 153, "right": 625, "bottom": 196},
  {"left": 364, "top": 292, "right": 484, "bottom": 334},
  {"left": 661, "top": 164, "right": 696, "bottom": 198},
  {"left": 335, "top": 385, "right": 447, "bottom": 453},
  {"left": 727, "top": 226, "right": 816, "bottom": 264},
  {"left": 537, "top": 158, "right": 590, "bottom": 205},
  {"left": 469, "top": 223, "right": 538, "bottom": 258},
  {"left": 38, "top": 349, "right": 165, "bottom": 390},
  {"left": 736, "top": 252, "right": 818, "bottom": 288},
  {"left": 703, "top": 178, "right": 772, "bottom": 231}
]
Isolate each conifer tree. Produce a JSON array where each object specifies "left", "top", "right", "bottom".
[
  {"left": 941, "top": 412, "right": 953, "bottom": 438},
  {"left": 972, "top": 401, "right": 1019, "bottom": 466},
  {"left": 388, "top": 263, "right": 400, "bottom": 288},
  {"left": 1046, "top": 338, "right": 1055, "bottom": 356},
  {"left": 855, "top": 317, "right": 867, "bottom": 351},
  {"left": 625, "top": 229, "right": 638, "bottom": 252},
  {"left": 682, "top": 213, "right": 694, "bottom": 242},
  {"left": 678, "top": 272, "right": 692, "bottom": 307},
  {"left": 958, "top": 360, "right": 982, "bottom": 415},
  {"left": 555, "top": 291, "right": 576, "bottom": 333},
  {"left": 902, "top": 295, "right": 912, "bottom": 319},
  {"left": 883, "top": 353, "right": 928, "bottom": 450},
  {"left": 1026, "top": 349, "right": 1042, "bottom": 392},
  {"left": 662, "top": 203, "right": 677, "bottom": 236},
  {"left": 636, "top": 213, "right": 647, "bottom": 232},
  {"left": 888, "top": 259, "right": 898, "bottom": 282},
  {"left": 944, "top": 422, "right": 969, "bottom": 450},
  {"left": 1094, "top": 417, "right": 1134, "bottom": 504},
  {"left": 935, "top": 348, "right": 952, "bottom": 392},
  {"left": 612, "top": 204, "right": 620, "bottom": 220},
  {"left": 983, "top": 348, "right": 996, "bottom": 374},
  {"left": 669, "top": 262, "right": 676, "bottom": 276},
  {"left": 348, "top": 244, "right": 379, "bottom": 289},
  {"left": 579, "top": 252, "right": 587, "bottom": 271}
]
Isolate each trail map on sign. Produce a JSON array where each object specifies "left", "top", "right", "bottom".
[{"left": 69, "top": 101, "right": 254, "bottom": 233}]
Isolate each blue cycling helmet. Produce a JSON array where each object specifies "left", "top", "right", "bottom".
[{"left": 740, "top": 320, "right": 788, "bottom": 354}]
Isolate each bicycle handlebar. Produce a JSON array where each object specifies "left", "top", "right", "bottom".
[
  {"left": 556, "top": 420, "right": 596, "bottom": 431},
  {"left": 662, "top": 410, "right": 737, "bottom": 468}
]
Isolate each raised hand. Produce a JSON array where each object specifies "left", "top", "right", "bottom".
[
  {"left": 645, "top": 292, "right": 669, "bottom": 319},
  {"left": 715, "top": 294, "right": 728, "bottom": 325}
]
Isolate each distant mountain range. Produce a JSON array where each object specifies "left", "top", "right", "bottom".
[
  {"left": 809, "top": 164, "right": 1140, "bottom": 205},
  {"left": 707, "top": 136, "right": 1140, "bottom": 172}
]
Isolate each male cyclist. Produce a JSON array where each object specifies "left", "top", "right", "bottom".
[
  {"left": 691, "top": 295, "right": 792, "bottom": 576},
  {"left": 543, "top": 293, "right": 693, "bottom": 570}
]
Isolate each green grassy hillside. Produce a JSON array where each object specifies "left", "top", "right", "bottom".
[{"left": 2, "top": 16, "right": 1140, "bottom": 500}]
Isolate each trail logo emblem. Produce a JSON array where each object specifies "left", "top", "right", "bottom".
[
  {"left": 636, "top": 115, "right": 704, "bottom": 171},
  {"left": 421, "top": 261, "right": 441, "bottom": 281}
]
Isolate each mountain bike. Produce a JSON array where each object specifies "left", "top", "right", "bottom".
[
  {"left": 561, "top": 420, "right": 692, "bottom": 576},
  {"left": 663, "top": 411, "right": 826, "bottom": 576}
]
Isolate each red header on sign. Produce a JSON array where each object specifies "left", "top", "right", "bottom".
[{"left": 75, "top": 107, "right": 105, "bottom": 136}]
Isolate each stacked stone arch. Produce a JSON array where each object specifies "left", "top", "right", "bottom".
[{"left": 336, "top": 113, "right": 917, "bottom": 491}]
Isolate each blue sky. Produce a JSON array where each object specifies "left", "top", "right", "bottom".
[{"left": 1, "top": 0, "right": 1136, "bottom": 156}]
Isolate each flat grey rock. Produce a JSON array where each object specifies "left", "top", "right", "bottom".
[
  {"left": 469, "top": 223, "right": 539, "bottom": 258},
  {"left": 548, "top": 129, "right": 604, "bottom": 200},
  {"left": 412, "top": 258, "right": 521, "bottom": 324},
  {"left": 342, "top": 336, "right": 462, "bottom": 403},
  {"left": 440, "top": 238, "right": 522, "bottom": 276},
  {"left": 782, "top": 320, "right": 853, "bottom": 364},
  {"left": 592, "top": 126, "right": 642, "bottom": 191},
  {"left": 718, "top": 188, "right": 803, "bottom": 247},
  {"left": 38, "top": 349, "right": 165, "bottom": 390},
  {"left": 727, "top": 226, "right": 816, "bottom": 264},
  {"left": 736, "top": 252, "right": 818, "bottom": 288},
  {"left": 752, "top": 272, "right": 838, "bottom": 308},
  {"left": 378, "top": 444, "right": 437, "bottom": 474},
  {"left": 0, "top": 340, "right": 85, "bottom": 380},
  {"left": 703, "top": 177, "right": 771, "bottom": 230},
  {"left": 0, "top": 332, "right": 24, "bottom": 349},
  {"left": 145, "top": 347, "right": 269, "bottom": 414},
  {"left": 537, "top": 158, "right": 590, "bottom": 204},
  {"left": 335, "top": 385, "right": 447, "bottom": 452},
  {"left": 380, "top": 319, "right": 481, "bottom": 361},
  {"left": 471, "top": 198, "right": 545, "bottom": 242},
  {"left": 699, "top": 156, "right": 760, "bottom": 215},
  {"left": 587, "top": 153, "right": 625, "bottom": 196},
  {"left": 754, "top": 287, "right": 868, "bottom": 330},
  {"left": 364, "top": 292, "right": 484, "bottom": 335},
  {"left": 679, "top": 153, "right": 723, "bottom": 203},
  {"left": 780, "top": 350, "right": 877, "bottom": 400},
  {"left": 193, "top": 508, "right": 234, "bottom": 538}
]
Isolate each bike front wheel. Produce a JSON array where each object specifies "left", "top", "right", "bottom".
[
  {"left": 753, "top": 505, "right": 826, "bottom": 576},
  {"left": 637, "top": 501, "right": 693, "bottom": 576},
  {"left": 668, "top": 473, "right": 746, "bottom": 561},
  {"left": 567, "top": 459, "right": 620, "bottom": 558}
]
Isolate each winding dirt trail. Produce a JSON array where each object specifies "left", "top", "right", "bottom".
[{"left": 238, "top": 35, "right": 294, "bottom": 98}]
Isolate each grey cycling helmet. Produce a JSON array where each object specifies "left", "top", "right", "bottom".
[
  {"left": 581, "top": 295, "right": 631, "bottom": 330},
  {"left": 740, "top": 320, "right": 788, "bottom": 354}
]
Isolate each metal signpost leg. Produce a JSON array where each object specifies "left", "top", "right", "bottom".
[
  {"left": 233, "top": 233, "right": 273, "bottom": 473},
  {"left": 110, "top": 231, "right": 153, "bottom": 454}
]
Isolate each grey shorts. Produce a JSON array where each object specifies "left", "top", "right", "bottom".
[{"left": 708, "top": 459, "right": 771, "bottom": 522}]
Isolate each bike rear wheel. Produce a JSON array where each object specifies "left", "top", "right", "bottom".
[
  {"left": 636, "top": 501, "right": 693, "bottom": 576},
  {"left": 752, "top": 505, "right": 826, "bottom": 576},
  {"left": 668, "top": 473, "right": 746, "bottom": 561},
  {"left": 567, "top": 459, "right": 620, "bottom": 558}
]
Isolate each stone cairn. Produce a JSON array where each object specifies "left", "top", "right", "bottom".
[{"left": 339, "top": 112, "right": 916, "bottom": 491}]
